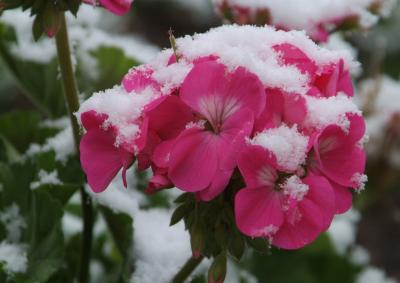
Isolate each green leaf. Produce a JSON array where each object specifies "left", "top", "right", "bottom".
[
  {"left": 0, "top": 161, "right": 66, "bottom": 282},
  {"left": 170, "top": 204, "right": 191, "bottom": 226},
  {"left": 87, "top": 46, "right": 139, "bottom": 92},
  {"left": 228, "top": 231, "right": 245, "bottom": 261},
  {"left": 0, "top": 24, "right": 65, "bottom": 117},
  {"left": 100, "top": 206, "right": 134, "bottom": 282},
  {"left": 246, "top": 237, "right": 270, "bottom": 254},
  {"left": 0, "top": 135, "right": 20, "bottom": 162}
]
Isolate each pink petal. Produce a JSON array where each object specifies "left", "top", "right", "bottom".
[
  {"left": 256, "top": 89, "right": 307, "bottom": 131},
  {"left": 272, "top": 198, "right": 323, "bottom": 250},
  {"left": 99, "top": 0, "right": 132, "bottom": 15},
  {"left": 146, "top": 95, "right": 194, "bottom": 140},
  {"left": 235, "top": 187, "right": 284, "bottom": 237},
  {"left": 314, "top": 125, "right": 366, "bottom": 188},
  {"left": 168, "top": 128, "right": 219, "bottom": 192},
  {"left": 122, "top": 66, "right": 158, "bottom": 93},
  {"left": 330, "top": 181, "right": 353, "bottom": 214},
  {"left": 237, "top": 145, "right": 278, "bottom": 188},
  {"left": 219, "top": 108, "right": 254, "bottom": 170},
  {"left": 303, "top": 174, "right": 335, "bottom": 230},
  {"left": 273, "top": 43, "right": 318, "bottom": 75},
  {"left": 80, "top": 128, "right": 133, "bottom": 193},
  {"left": 180, "top": 60, "right": 265, "bottom": 122},
  {"left": 196, "top": 170, "right": 232, "bottom": 201},
  {"left": 80, "top": 110, "right": 108, "bottom": 130}
]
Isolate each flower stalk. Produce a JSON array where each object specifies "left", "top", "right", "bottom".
[
  {"left": 172, "top": 255, "right": 204, "bottom": 283},
  {"left": 55, "top": 13, "right": 93, "bottom": 283}
]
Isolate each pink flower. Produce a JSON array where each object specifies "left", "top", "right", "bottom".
[
  {"left": 308, "top": 59, "right": 353, "bottom": 98},
  {"left": 255, "top": 88, "right": 307, "bottom": 131},
  {"left": 310, "top": 114, "right": 366, "bottom": 213},
  {"left": 167, "top": 60, "right": 265, "bottom": 201},
  {"left": 79, "top": 110, "right": 139, "bottom": 192},
  {"left": 235, "top": 145, "right": 335, "bottom": 249}
]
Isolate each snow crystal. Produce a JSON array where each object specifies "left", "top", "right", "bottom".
[
  {"left": 87, "top": 169, "right": 208, "bottom": 283},
  {"left": 0, "top": 204, "right": 26, "bottom": 242},
  {"left": 26, "top": 127, "right": 75, "bottom": 162},
  {"left": 281, "top": 175, "right": 309, "bottom": 201},
  {"left": 40, "top": 117, "right": 70, "bottom": 129},
  {"left": 304, "top": 93, "right": 361, "bottom": 131},
  {"left": 0, "top": 242, "right": 27, "bottom": 274},
  {"left": 152, "top": 60, "right": 193, "bottom": 95},
  {"left": 0, "top": 7, "right": 158, "bottom": 66},
  {"left": 251, "top": 125, "right": 309, "bottom": 172},
  {"left": 327, "top": 209, "right": 361, "bottom": 255},
  {"left": 358, "top": 76, "right": 400, "bottom": 166},
  {"left": 350, "top": 245, "right": 371, "bottom": 265},
  {"left": 62, "top": 213, "right": 82, "bottom": 238},
  {"left": 77, "top": 86, "right": 158, "bottom": 150},
  {"left": 213, "top": 0, "right": 388, "bottom": 35},
  {"left": 356, "top": 267, "right": 398, "bottom": 283},
  {"left": 351, "top": 173, "right": 368, "bottom": 193},
  {"left": 30, "top": 169, "right": 62, "bottom": 190}
]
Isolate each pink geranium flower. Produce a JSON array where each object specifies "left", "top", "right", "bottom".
[
  {"left": 310, "top": 114, "right": 366, "bottom": 213},
  {"left": 308, "top": 59, "right": 354, "bottom": 98},
  {"left": 235, "top": 145, "right": 335, "bottom": 249},
  {"left": 79, "top": 110, "right": 138, "bottom": 192},
  {"left": 168, "top": 60, "right": 266, "bottom": 201},
  {"left": 255, "top": 88, "right": 307, "bottom": 132}
]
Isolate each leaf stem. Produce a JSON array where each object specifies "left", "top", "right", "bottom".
[
  {"left": 171, "top": 256, "right": 204, "bottom": 283},
  {"left": 55, "top": 13, "right": 93, "bottom": 283}
]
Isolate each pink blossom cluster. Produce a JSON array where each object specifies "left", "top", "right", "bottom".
[
  {"left": 77, "top": 26, "right": 367, "bottom": 249},
  {"left": 212, "top": 0, "right": 394, "bottom": 42}
]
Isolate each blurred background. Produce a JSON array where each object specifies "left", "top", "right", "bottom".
[{"left": 0, "top": 0, "right": 399, "bottom": 282}]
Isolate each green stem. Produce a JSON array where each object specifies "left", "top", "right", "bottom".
[
  {"left": 171, "top": 256, "right": 204, "bottom": 283},
  {"left": 55, "top": 13, "right": 93, "bottom": 283}
]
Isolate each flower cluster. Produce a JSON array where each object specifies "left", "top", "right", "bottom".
[
  {"left": 212, "top": 0, "right": 395, "bottom": 42},
  {"left": 77, "top": 25, "right": 367, "bottom": 250}
]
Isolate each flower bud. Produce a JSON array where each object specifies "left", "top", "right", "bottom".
[
  {"left": 190, "top": 224, "right": 205, "bottom": 259},
  {"left": 208, "top": 253, "right": 227, "bottom": 283},
  {"left": 43, "top": 5, "right": 61, "bottom": 38}
]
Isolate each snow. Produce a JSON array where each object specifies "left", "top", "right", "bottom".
[
  {"left": 30, "top": 169, "right": 62, "bottom": 190},
  {"left": 0, "top": 204, "right": 26, "bottom": 242},
  {"left": 0, "top": 242, "right": 27, "bottom": 274},
  {"left": 213, "top": 0, "right": 391, "bottom": 36},
  {"left": 0, "top": 6, "right": 159, "bottom": 66},
  {"left": 85, "top": 168, "right": 209, "bottom": 283},
  {"left": 304, "top": 94, "right": 361, "bottom": 131},
  {"left": 62, "top": 213, "right": 82, "bottom": 238},
  {"left": 76, "top": 86, "right": 158, "bottom": 151},
  {"left": 356, "top": 267, "right": 398, "bottom": 283},
  {"left": 350, "top": 245, "right": 371, "bottom": 265},
  {"left": 327, "top": 209, "right": 361, "bottom": 255},
  {"left": 351, "top": 173, "right": 368, "bottom": 192},
  {"left": 281, "top": 175, "right": 309, "bottom": 201},
  {"left": 358, "top": 76, "right": 400, "bottom": 166},
  {"left": 251, "top": 125, "right": 309, "bottom": 172},
  {"left": 172, "top": 25, "right": 356, "bottom": 95},
  {"left": 26, "top": 126, "right": 75, "bottom": 162}
]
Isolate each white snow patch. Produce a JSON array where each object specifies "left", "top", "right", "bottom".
[
  {"left": 0, "top": 204, "right": 26, "bottom": 242},
  {"left": 304, "top": 94, "right": 361, "bottom": 131},
  {"left": 0, "top": 242, "right": 27, "bottom": 274},
  {"left": 282, "top": 175, "right": 309, "bottom": 201},
  {"left": 251, "top": 125, "right": 309, "bottom": 172},
  {"left": 30, "top": 169, "right": 62, "bottom": 190},
  {"left": 357, "top": 267, "right": 398, "bottom": 283},
  {"left": 77, "top": 86, "right": 158, "bottom": 151},
  {"left": 327, "top": 209, "right": 361, "bottom": 254}
]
